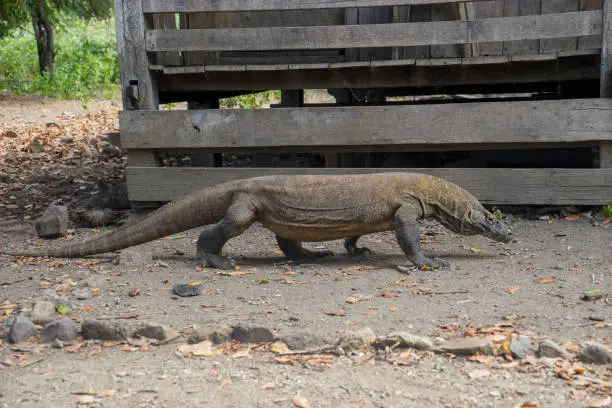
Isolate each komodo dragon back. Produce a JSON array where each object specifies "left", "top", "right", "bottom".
[{"left": 4, "top": 182, "right": 236, "bottom": 258}]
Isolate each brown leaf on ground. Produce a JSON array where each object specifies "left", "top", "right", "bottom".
[
  {"left": 564, "top": 215, "right": 580, "bottom": 221},
  {"left": 291, "top": 395, "right": 313, "bottom": 408},
  {"left": 324, "top": 311, "right": 347, "bottom": 317},
  {"left": 505, "top": 286, "right": 521, "bottom": 294},
  {"left": 520, "top": 402, "right": 538, "bottom": 407},
  {"left": 377, "top": 291, "right": 400, "bottom": 298},
  {"left": 533, "top": 276, "right": 557, "bottom": 284},
  {"left": 345, "top": 294, "right": 372, "bottom": 304}
]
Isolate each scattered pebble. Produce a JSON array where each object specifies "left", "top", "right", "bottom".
[
  {"left": 232, "top": 325, "right": 275, "bottom": 343},
  {"left": 172, "top": 283, "right": 202, "bottom": 297},
  {"left": 336, "top": 327, "right": 376, "bottom": 350},
  {"left": 34, "top": 204, "right": 69, "bottom": 238},
  {"left": 577, "top": 342, "right": 612, "bottom": 365},
  {"left": 133, "top": 322, "right": 180, "bottom": 342},
  {"left": 510, "top": 335, "right": 535, "bottom": 359},
  {"left": 537, "top": 339, "right": 568, "bottom": 359},
  {"left": 8, "top": 315, "right": 37, "bottom": 343},
  {"left": 439, "top": 338, "right": 493, "bottom": 356},
  {"left": 41, "top": 319, "right": 79, "bottom": 343},
  {"left": 30, "top": 300, "right": 56, "bottom": 325}
]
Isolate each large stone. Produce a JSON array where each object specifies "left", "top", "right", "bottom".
[
  {"left": 577, "top": 342, "right": 612, "bottom": 365},
  {"left": 34, "top": 204, "right": 69, "bottom": 238},
  {"left": 279, "top": 332, "right": 333, "bottom": 351},
  {"left": 8, "top": 315, "right": 37, "bottom": 343},
  {"left": 41, "top": 319, "right": 79, "bottom": 343},
  {"left": 375, "top": 332, "right": 434, "bottom": 351},
  {"left": 231, "top": 325, "right": 275, "bottom": 343},
  {"left": 510, "top": 335, "right": 535, "bottom": 359},
  {"left": 188, "top": 324, "right": 234, "bottom": 344},
  {"left": 81, "top": 319, "right": 132, "bottom": 341},
  {"left": 336, "top": 328, "right": 376, "bottom": 350},
  {"left": 133, "top": 322, "right": 180, "bottom": 342},
  {"left": 30, "top": 300, "right": 56, "bottom": 325},
  {"left": 537, "top": 339, "right": 568, "bottom": 359},
  {"left": 439, "top": 338, "right": 493, "bottom": 356}
]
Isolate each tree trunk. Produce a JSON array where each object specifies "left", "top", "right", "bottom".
[{"left": 30, "top": 0, "right": 54, "bottom": 76}]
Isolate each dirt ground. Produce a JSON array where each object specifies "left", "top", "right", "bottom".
[{"left": 0, "top": 94, "right": 610, "bottom": 408}]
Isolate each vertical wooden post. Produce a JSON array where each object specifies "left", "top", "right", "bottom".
[{"left": 600, "top": 0, "right": 612, "bottom": 170}]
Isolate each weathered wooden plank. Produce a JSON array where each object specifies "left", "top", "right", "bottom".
[
  {"left": 602, "top": 0, "right": 612, "bottom": 97},
  {"left": 578, "top": 0, "right": 604, "bottom": 49},
  {"left": 143, "top": 0, "right": 496, "bottom": 13},
  {"left": 125, "top": 167, "right": 612, "bottom": 205},
  {"left": 119, "top": 99, "right": 612, "bottom": 149},
  {"left": 151, "top": 14, "right": 182, "bottom": 66},
  {"left": 540, "top": 0, "right": 580, "bottom": 53},
  {"left": 503, "top": 0, "right": 541, "bottom": 56},
  {"left": 430, "top": 3, "right": 463, "bottom": 58},
  {"left": 114, "top": 0, "right": 159, "bottom": 110},
  {"left": 146, "top": 11, "right": 602, "bottom": 52},
  {"left": 473, "top": 0, "right": 504, "bottom": 56},
  {"left": 158, "top": 54, "right": 600, "bottom": 91}
]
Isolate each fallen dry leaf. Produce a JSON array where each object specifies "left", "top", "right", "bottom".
[
  {"left": 187, "top": 280, "right": 201, "bottom": 286},
  {"left": 119, "top": 345, "right": 140, "bottom": 352},
  {"left": 553, "top": 232, "right": 568, "bottom": 237},
  {"left": 564, "top": 215, "right": 580, "bottom": 221},
  {"left": 256, "top": 279, "right": 270, "bottom": 285},
  {"left": 593, "top": 322, "right": 607, "bottom": 329},
  {"left": 377, "top": 291, "right": 400, "bottom": 298},
  {"left": 270, "top": 342, "right": 290, "bottom": 354},
  {"left": 533, "top": 276, "right": 557, "bottom": 284},
  {"left": 292, "top": 395, "right": 313, "bottom": 408},
  {"left": 261, "top": 383, "right": 276, "bottom": 390},
  {"left": 345, "top": 294, "right": 372, "bottom": 304},
  {"left": 218, "top": 271, "right": 251, "bottom": 276},
  {"left": 324, "top": 311, "right": 347, "bottom": 317},
  {"left": 65, "top": 343, "right": 83, "bottom": 353},
  {"left": 520, "top": 402, "right": 538, "bottom": 407},
  {"left": 505, "top": 286, "right": 521, "bottom": 294},
  {"left": 177, "top": 341, "right": 217, "bottom": 357},
  {"left": 389, "top": 307, "right": 400, "bottom": 312}
]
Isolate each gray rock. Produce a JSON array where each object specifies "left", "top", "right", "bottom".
[
  {"left": 188, "top": 324, "right": 234, "bottom": 344},
  {"left": 119, "top": 249, "right": 153, "bottom": 268},
  {"left": 375, "top": 332, "right": 434, "bottom": 351},
  {"left": 439, "top": 338, "right": 493, "bottom": 356},
  {"left": 81, "top": 319, "right": 132, "bottom": 341},
  {"left": 8, "top": 315, "right": 38, "bottom": 343},
  {"left": 41, "top": 319, "right": 79, "bottom": 343},
  {"left": 279, "top": 332, "right": 333, "bottom": 351},
  {"left": 578, "top": 342, "right": 612, "bottom": 365},
  {"left": 30, "top": 300, "right": 56, "bottom": 325},
  {"left": 172, "top": 283, "right": 202, "bottom": 297},
  {"left": 588, "top": 315, "right": 605, "bottom": 322},
  {"left": 72, "top": 288, "right": 91, "bottom": 300},
  {"left": 231, "top": 325, "right": 275, "bottom": 343},
  {"left": 34, "top": 204, "right": 69, "bottom": 238},
  {"left": 510, "top": 335, "right": 535, "bottom": 359},
  {"left": 133, "top": 322, "right": 180, "bottom": 342},
  {"left": 537, "top": 339, "right": 568, "bottom": 359},
  {"left": 336, "top": 328, "right": 376, "bottom": 350}
]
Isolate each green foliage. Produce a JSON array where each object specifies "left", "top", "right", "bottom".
[
  {"left": 604, "top": 204, "right": 612, "bottom": 219},
  {"left": 0, "top": 14, "right": 119, "bottom": 99},
  {"left": 220, "top": 91, "right": 281, "bottom": 109}
]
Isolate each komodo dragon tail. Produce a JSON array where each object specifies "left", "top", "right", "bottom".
[{"left": 4, "top": 183, "right": 236, "bottom": 258}]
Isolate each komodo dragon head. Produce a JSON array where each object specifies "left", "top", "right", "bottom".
[{"left": 418, "top": 177, "right": 513, "bottom": 243}]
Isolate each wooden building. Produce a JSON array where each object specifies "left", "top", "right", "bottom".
[{"left": 113, "top": 0, "right": 612, "bottom": 205}]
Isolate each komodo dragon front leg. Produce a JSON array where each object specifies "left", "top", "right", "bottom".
[
  {"left": 394, "top": 205, "right": 449, "bottom": 270},
  {"left": 196, "top": 195, "right": 256, "bottom": 269},
  {"left": 275, "top": 235, "right": 334, "bottom": 260},
  {"left": 344, "top": 236, "right": 372, "bottom": 257}
]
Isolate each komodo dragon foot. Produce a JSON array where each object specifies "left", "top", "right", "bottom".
[
  {"left": 344, "top": 236, "right": 372, "bottom": 257},
  {"left": 396, "top": 257, "right": 450, "bottom": 274},
  {"left": 276, "top": 235, "right": 333, "bottom": 260},
  {"left": 198, "top": 252, "right": 237, "bottom": 270}
]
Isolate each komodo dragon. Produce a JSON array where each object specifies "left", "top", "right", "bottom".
[{"left": 5, "top": 173, "right": 512, "bottom": 270}]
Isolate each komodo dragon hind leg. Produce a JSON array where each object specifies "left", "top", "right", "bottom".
[
  {"left": 196, "top": 196, "right": 256, "bottom": 269},
  {"left": 275, "top": 235, "right": 334, "bottom": 260},
  {"left": 344, "top": 236, "right": 372, "bottom": 257},
  {"left": 394, "top": 205, "right": 450, "bottom": 271}
]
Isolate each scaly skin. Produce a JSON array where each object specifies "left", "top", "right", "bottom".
[{"left": 4, "top": 173, "right": 513, "bottom": 270}]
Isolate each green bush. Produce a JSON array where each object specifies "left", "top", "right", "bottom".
[{"left": 0, "top": 14, "right": 119, "bottom": 99}]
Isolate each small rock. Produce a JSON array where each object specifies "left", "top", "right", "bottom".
[
  {"left": 439, "top": 338, "right": 493, "bottom": 356},
  {"left": 537, "top": 339, "right": 568, "bottom": 359},
  {"left": 119, "top": 249, "right": 153, "bottom": 268},
  {"left": 188, "top": 324, "right": 234, "bottom": 344},
  {"left": 128, "top": 288, "right": 140, "bottom": 297},
  {"left": 3, "top": 130, "right": 18, "bottom": 138},
  {"left": 34, "top": 204, "right": 70, "bottom": 238},
  {"left": 81, "top": 319, "right": 132, "bottom": 341},
  {"left": 578, "top": 342, "right": 612, "bottom": 365},
  {"left": 28, "top": 139, "right": 45, "bottom": 153},
  {"left": 8, "top": 315, "right": 37, "bottom": 343},
  {"left": 375, "top": 332, "right": 434, "bottom": 351},
  {"left": 336, "top": 327, "right": 376, "bottom": 350},
  {"left": 231, "top": 325, "right": 275, "bottom": 343},
  {"left": 59, "top": 137, "right": 74, "bottom": 143},
  {"left": 72, "top": 288, "right": 91, "bottom": 300},
  {"left": 172, "top": 283, "right": 201, "bottom": 297},
  {"left": 41, "top": 319, "right": 79, "bottom": 343},
  {"left": 77, "top": 395, "right": 95, "bottom": 405},
  {"left": 278, "top": 332, "right": 333, "bottom": 351},
  {"left": 589, "top": 315, "right": 606, "bottom": 322},
  {"left": 133, "top": 322, "right": 179, "bottom": 342},
  {"left": 30, "top": 300, "right": 56, "bottom": 324},
  {"left": 510, "top": 335, "right": 535, "bottom": 359}
]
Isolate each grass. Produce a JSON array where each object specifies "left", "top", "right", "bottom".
[{"left": 0, "top": 14, "right": 120, "bottom": 99}]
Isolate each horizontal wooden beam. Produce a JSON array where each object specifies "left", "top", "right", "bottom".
[
  {"left": 119, "top": 99, "right": 612, "bottom": 149},
  {"left": 146, "top": 11, "right": 602, "bottom": 52},
  {"left": 143, "top": 0, "right": 493, "bottom": 13},
  {"left": 125, "top": 167, "right": 612, "bottom": 205}
]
